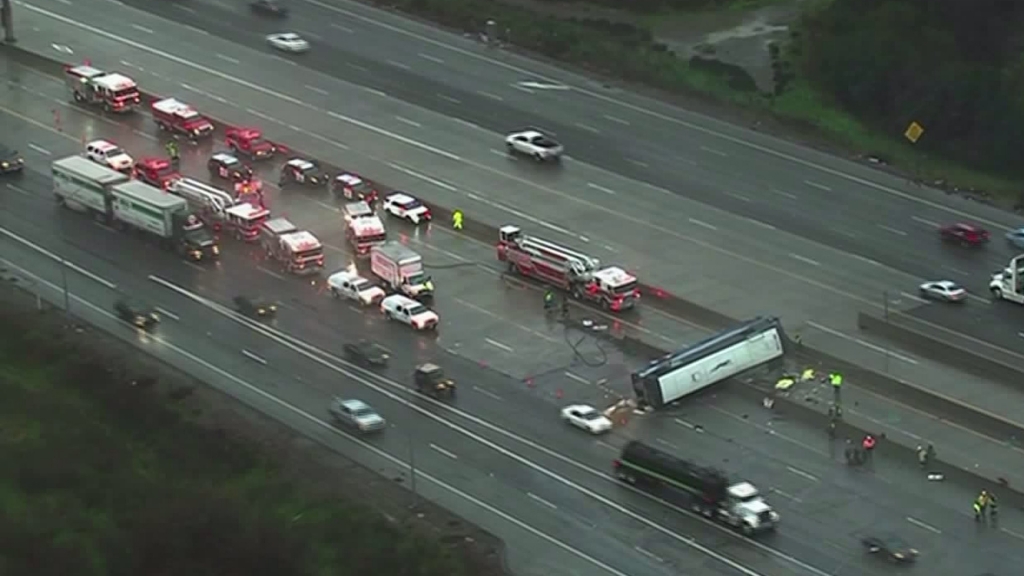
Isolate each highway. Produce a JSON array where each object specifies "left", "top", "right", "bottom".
[
  {"left": 3, "top": 68, "right": 1023, "bottom": 575},
  {"left": 16, "top": 0, "right": 1024, "bottom": 356}
]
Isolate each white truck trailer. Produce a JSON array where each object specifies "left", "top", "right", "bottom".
[
  {"left": 370, "top": 241, "right": 433, "bottom": 300},
  {"left": 52, "top": 156, "right": 218, "bottom": 261}
]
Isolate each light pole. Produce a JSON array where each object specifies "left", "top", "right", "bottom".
[{"left": 1, "top": 0, "right": 16, "bottom": 44}]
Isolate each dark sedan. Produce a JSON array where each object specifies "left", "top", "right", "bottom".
[
  {"left": 1, "top": 145, "right": 25, "bottom": 175},
  {"left": 114, "top": 298, "right": 160, "bottom": 330},
  {"left": 861, "top": 534, "right": 918, "bottom": 563},
  {"left": 233, "top": 296, "right": 277, "bottom": 319},
  {"left": 343, "top": 339, "right": 390, "bottom": 367},
  {"left": 250, "top": 0, "right": 289, "bottom": 17}
]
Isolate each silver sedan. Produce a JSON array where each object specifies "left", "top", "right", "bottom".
[
  {"left": 266, "top": 32, "right": 310, "bottom": 53},
  {"left": 919, "top": 280, "right": 967, "bottom": 302}
]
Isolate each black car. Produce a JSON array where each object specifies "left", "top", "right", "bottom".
[
  {"left": 114, "top": 298, "right": 160, "bottom": 329},
  {"left": 861, "top": 534, "right": 918, "bottom": 563},
  {"left": 233, "top": 296, "right": 277, "bottom": 319},
  {"left": 208, "top": 152, "right": 254, "bottom": 182},
  {"left": 343, "top": 339, "right": 390, "bottom": 367},
  {"left": 0, "top": 145, "right": 25, "bottom": 175},
  {"left": 250, "top": 0, "right": 289, "bottom": 18},
  {"left": 281, "top": 158, "right": 327, "bottom": 186}
]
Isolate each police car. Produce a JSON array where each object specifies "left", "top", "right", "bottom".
[
  {"left": 85, "top": 139, "right": 134, "bottom": 172},
  {"left": 332, "top": 172, "right": 377, "bottom": 202},
  {"left": 383, "top": 192, "right": 432, "bottom": 225},
  {"left": 207, "top": 152, "right": 254, "bottom": 182},
  {"left": 281, "top": 158, "right": 327, "bottom": 186}
]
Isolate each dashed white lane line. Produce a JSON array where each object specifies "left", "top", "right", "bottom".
[
  {"left": 28, "top": 143, "right": 51, "bottom": 155},
  {"left": 154, "top": 307, "right": 180, "bottom": 321},
  {"left": 634, "top": 546, "right": 664, "bottom": 563},
  {"left": 485, "top": 338, "right": 514, "bottom": 353},
  {"left": 359, "top": 86, "right": 388, "bottom": 98},
  {"left": 700, "top": 146, "right": 728, "bottom": 157},
  {"left": 627, "top": 158, "right": 648, "bottom": 168},
  {"left": 316, "top": 201, "right": 341, "bottom": 213},
  {"left": 603, "top": 114, "right": 631, "bottom": 126},
  {"left": 241, "top": 350, "right": 267, "bottom": 365},
  {"left": 806, "top": 321, "right": 919, "bottom": 365},
  {"left": 472, "top": 386, "right": 504, "bottom": 401},
  {"left": 575, "top": 123, "right": 601, "bottom": 134},
  {"left": 906, "top": 517, "right": 941, "bottom": 534},
  {"left": 216, "top": 53, "right": 240, "bottom": 65},
  {"left": 130, "top": 24, "right": 154, "bottom": 34},
  {"left": 564, "top": 372, "right": 590, "bottom": 385},
  {"left": 726, "top": 192, "right": 752, "bottom": 203},
  {"left": 804, "top": 180, "right": 832, "bottom": 192},
  {"left": 429, "top": 443, "right": 459, "bottom": 460},
  {"left": 527, "top": 492, "right": 559, "bottom": 510},
  {"left": 418, "top": 53, "right": 445, "bottom": 64},
  {"left": 587, "top": 182, "right": 617, "bottom": 195},
  {"left": 386, "top": 59, "right": 411, "bottom": 70},
  {"left": 789, "top": 253, "right": 821, "bottom": 267},
  {"left": 438, "top": 93, "right": 461, "bottom": 104},
  {"left": 769, "top": 488, "right": 803, "bottom": 503},
  {"left": 898, "top": 291, "right": 929, "bottom": 305},
  {"left": 257, "top": 266, "right": 285, "bottom": 280},
  {"left": 688, "top": 218, "right": 717, "bottom": 231},
  {"left": 331, "top": 23, "right": 354, "bottom": 33},
  {"left": 477, "top": 90, "right": 504, "bottom": 101},
  {"left": 785, "top": 466, "right": 818, "bottom": 482},
  {"left": 771, "top": 187, "right": 797, "bottom": 199},
  {"left": 877, "top": 224, "right": 908, "bottom": 236},
  {"left": 912, "top": 216, "right": 940, "bottom": 227},
  {"left": 395, "top": 116, "right": 422, "bottom": 128},
  {"left": 304, "top": 84, "right": 328, "bottom": 95}
]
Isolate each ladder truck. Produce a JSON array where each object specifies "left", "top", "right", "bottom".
[
  {"left": 990, "top": 254, "right": 1024, "bottom": 303},
  {"left": 496, "top": 225, "right": 640, "bottom": 312}
]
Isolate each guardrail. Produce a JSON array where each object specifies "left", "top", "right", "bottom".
[{"left": 6, "top": 44, "right": 1022, "bottom": 502}]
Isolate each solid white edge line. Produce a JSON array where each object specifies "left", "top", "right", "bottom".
[{"left": 0, "top": 225, "right": 117, "bottom": 289}]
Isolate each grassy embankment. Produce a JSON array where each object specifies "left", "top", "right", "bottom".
[{"left": 0, "top": 308, "right": 473, "bottom": 575}]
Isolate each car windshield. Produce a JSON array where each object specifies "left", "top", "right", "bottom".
[
  {"left": 223, "top": 157, "right": 240, "bottom": 167},
  {"left": 579, "top": 410, "right": 601, "bottom": 420},
  {"left": 407, "top": 304, "right": 429, "bottom": 316},
  {"left": 401, "top": 199, "right": 423, "bottom": 209},
  {"left": 407, "top": 272, "right": 427, "bottom": 286},
  {"left": 106, "top": 147, "right": 126, "bottom": 157},
  {"left": 352, "top": 279, "right": 372, "bottom": 291},
  {"left": 353, "top": 407, "right": 375, "bottom": 418}
]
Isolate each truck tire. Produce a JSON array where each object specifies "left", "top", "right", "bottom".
[
  {"left": 740, "top": 523, "right": 754, "bottom": 536},
  {"left": 991, "top": 287, "right": 1002, "bottom": 299},
  {"left": 103, "top": 101, "right": 110, "bottom": 113}
]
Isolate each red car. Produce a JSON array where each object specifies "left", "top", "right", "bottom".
[
  {"left": 225, "top": 127, "right": 276, "bottom": 160},
  {"left": 939, "top": 222, "right": 989, "bottom": 246}
]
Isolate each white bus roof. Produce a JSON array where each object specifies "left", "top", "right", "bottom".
[
  {"left": 53, "top": 155, "right": 127, "bottom": 186},
  {"left": 112, "top": 180, "right": 187, "bottom": 210}
]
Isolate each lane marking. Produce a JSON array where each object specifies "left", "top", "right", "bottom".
[
  {"left": 358, "top": 86, "right": 387, "bottom": 98},
  {"left": 771, "top": 188, "right": 797, "bottom": 199},
  {"left": 688, "top": 218, "right": 717, "bottom": 231},
  {"left": 877, "top": 224, "right": 908, "bottom": 236},
  {"left": 241, "top": 349, "right": 267, "bottom": 365},
  {"left": 898, "top": 291, "right": 929, "bottom": 305},
  {"left": 564, "top": 372, "right": 590, "bottom": 385},
  {"left": 438, "top": 93, "right": 461, "bottom": 104},
  {"left": 575, "top": 123, "right": 600, "bottom": 134},
  {"left": 674, "top": 418, "right": 696, "bottom": 430},
  {"left": 145, "top": 274, "right": 830, "bottom": 576},
  {"left": 941, "top": 265, "right": 967, "bottom": 277},
  {"left": 634, "top": 546, "right": 663, "bottom": 563},
  {"left": 0, "top": 226, "right": 117, "bottom": 288},
  {"left": 587, "top": 182, "right": 617, "bottom": 195},
  {"left": 347, "top": 62, "right": 367, "bottom": 72},
  {"left": 627, "top": 158, "right": 648, "bottom": 168},
  {"left": 395, "top": 116, "right": 422, "bottom": 128},
  {"left": 905, "top": 517, "right": 941, "bottom": 534},
  {"left": 6, "top": 183, "right": 31, "bottom": 196},
  {"left": 429, "top": 443, "right": 459, "bottom": 460},
  {"left": 655, "top": 438, "right": 677, "bottom": 449},
  {"left": 130, "top": 24, "right": 154, "bottom": 34},
  {"left": 304, "top": 84, "right": 328, "bottom": 95},
  {"left": 527, "top": 492, "right": 559, "bottom": 510},
  {"left": 257, "top": 266, "right": 286, "bottom": 280},
  {"left": 912, "top": 216, "right": 939, "bottom": 228},
  {"left": 477, "top": 91, "right": 504, "bottom": 102},
  {"left": 596, "top": 440, "right": 619, "bottom": 452},
  {"left": 216, "top": 53, "right": 241, "bottom": 65},
  {"left": 386, "top": 59, "right": 411, "bottom": 70},
  {"left": 603, "top": 115, "right": 630, "bottom": 126},
  {"left": 700, "top": 146, "right": 728, "bottom": 157},
  {"left": 511, "top": 83, "right": 534, "bottom": 94},
  {"left": 418, "top": 53, "right": 445, "bottom": 64},
  {"left": 788, "top": 253, "right": 820, "bottom": 267},
  {"left": 769, "top": 488, "right": 803, "bottom": 503},
  {"left": 806, "top": 321, "right": 918, "bottom": 365},
  {"left": 472, "top": 385, "right": 504, "bottom": 401},
  {"left": 746, "top": 218, "right": 777, "bottom": 231},
  {"left": 388, "top": 162, "right": 458, "bottom": 191},
  {"left": 804, "top": 180, "right": 832, "bottom": 192},
  {"left": 1003, "top": 527, "right": 1024, "bottom": 541},
  {"left": 28, "top": 143, "right": 51, "bottom": 155},
  {"left": 330, "top": 23, "right": 354, "bottom": 33},
  {"left": 785, "top": 466, "right": 818, "bottom": 482},
  {"left": 726, "top": 192, "right": 752, "bottom": 203},
  {"left": 154, "top": 306, "right": 180, "bottom": 321},
  {"left": 174, "top": 4, "right": 196, "bottom": 13},
  {"left": 315, "top": 201, "right": 341, "bottom": 213},
  {"left": 485, "top": 338, "right": 514, "bottom": 353}
]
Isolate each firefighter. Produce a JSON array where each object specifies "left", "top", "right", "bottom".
[
  {"left": 165, "top": 140, "right": 179, "bottom": 164},
  {"left": 452, "top": 209, "right": 464, "bottom": 230},
  {"left": 988, "top": 492, "right": 999, "bottom": 520},
  {"left": 861, "top": 434, "right": 876, "bottom": 465},
  {"left": 543, "top": 289, "right": 555, "bottom": 310},
  {"left": 829, "top": 372, "right": 843, "bottom": 402},
  {"left": 974, "top": 491, "right": 989, "bottom": 521}
]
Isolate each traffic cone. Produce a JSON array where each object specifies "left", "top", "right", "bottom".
[
  {"left": 555, "top": 388, "right": 563, "bottom": 399},
  {"left": 525, "top": 377, "right": 535, "bottom": 388}
]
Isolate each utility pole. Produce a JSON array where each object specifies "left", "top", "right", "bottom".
[{"left": 1, "top": 0, "right": 16, "bottom": 44}]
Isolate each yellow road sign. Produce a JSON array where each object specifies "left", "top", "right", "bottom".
[{"left": 904, "top": 121, "right": 925, "bottom": 144}]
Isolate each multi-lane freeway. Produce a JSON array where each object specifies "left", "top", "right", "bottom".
[{"left": 2, "top": 50, "right": 1023, "bottom": 576}]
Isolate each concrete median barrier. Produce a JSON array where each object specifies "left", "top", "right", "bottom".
[
  {"left": 7, "top": 43, "right": 1021, "bottom": 500},
  {"left": 858, "top": 311, "right": 1024, "bottom": 388}
]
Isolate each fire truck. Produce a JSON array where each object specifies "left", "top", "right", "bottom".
[
  {"left": 151, "top": 98, "right": 214, "bottom": 139},
  {"left": 224, "top": 202, "right": 270, "bottom": 242},
  {"left": 133, "top": 157, "right": 181, "bottom": 189},
  {"left": 225, "top": 127, "right": 276, "bottom": 160},
  {"left": 65, "top": 65, "right": 141, "bottom": 113},
  {"left": 259, "top": 217, "right": 325, "bottom": 275},
  {"left": 346, "top": 211, "right": 387, "bottom": 256},
  {"left": 496, "top": 225, "right": 640, "bottom": 312}
]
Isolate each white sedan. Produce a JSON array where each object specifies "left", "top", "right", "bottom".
[
  {"left": 505, "top": 130, "right": 563, "bottom": 161},
  {"left": 266, "top": 32, "right": 310, "bottom": 53},
  {"left": 919, "top": 280, "right": 967, "bottom": 302},
  {"left": 561, "top": 404, "right": 613, "bottom": 434}
]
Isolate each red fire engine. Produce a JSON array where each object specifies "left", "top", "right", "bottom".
[
  {"left": 65, "top": 65, "right": 141, "bottom": 113},
  {"left": 133, "top": 157, "right": 181, "bottom": 189},
  {"left": 224, "top": 202, "right": 270, "bottom": 242},
  {"left": 151, "top": 98, "right": 214, "bottom": 139},
  {"left": 225, "top": 127, "right": 276, "bottom": 160},
  {"left": 496, "top": 225, "right": 640, "bottom": 312}
]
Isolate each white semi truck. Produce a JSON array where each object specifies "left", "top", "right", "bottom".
[
  {"left": 370, "top": 242, "right": 433, "bottom": 301},
  {"left": 990, "top": 254, "right": 1024, "bottom": 303},
  {"left": 52, "top": 156, "right": 218, "bottom": 261}
]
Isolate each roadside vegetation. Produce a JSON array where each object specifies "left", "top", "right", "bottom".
[
  {"left": 0, "top": 303, "right": 480, "bottom": 575},
  {"left": 388, "top": 0, "right": 1024, "bottom": 203}
]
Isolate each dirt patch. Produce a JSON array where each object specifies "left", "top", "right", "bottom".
[{"left": 0, "top": 271, "right": 508, "bottom": 576}]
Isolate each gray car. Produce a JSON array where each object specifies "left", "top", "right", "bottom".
[
  {"left": 1006, "top": 228, "right": 1024, "bottom": 249},
  {"left": 329, "top": 398, "right": 386, "bottom": 433}
]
